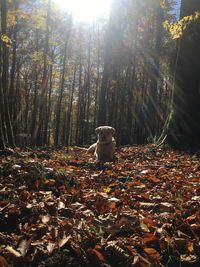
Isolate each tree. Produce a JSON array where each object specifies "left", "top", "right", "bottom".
[
  {"left": 167, "top": 0, "right": 200, "bottom": 151},
  {"left": 0, "top": 0, "right": 176, "bottom": 148},
  {"left": 0, "top": 0, "right": 15, "bottom": 148}
]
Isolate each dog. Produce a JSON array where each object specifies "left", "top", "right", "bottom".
[{"left": 87, "top": 126, "right": 116, "bottom": 162}]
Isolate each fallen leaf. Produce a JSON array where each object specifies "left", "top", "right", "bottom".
[
  {"left": 41, "top": 214, "right": 51, "bottom": 224},
  {"left": 87, "top": 248, "right": 105, "bottom": 265},
  {"left": 142, "top": 233, "right": 158, "bottom": 245},
  {"left": 180, "top": 254, "right": 198, "bottom": 263},
  {"left": 18, "top": 238, "right": 32, "bottom": 256},
  {"left": 5, "top": 246, "right": 21, "bottom": 257},
  {"left": 0, "top": 256, "right": 9, "bottom": 267},
  {"left": 58, "top": 234, "right": 72, "bottom": 248},
  {"left": 47, "top": 242, "right": 57, "bottom": 253},
  {"left": 140, "top": 220, "right": 150, "bottom": 232},
  {"left": 187, "top": 242, "right": 194, "bottom": 253},
  {"left": 143, "top": 247, "right": 161, "bottom": 261}
]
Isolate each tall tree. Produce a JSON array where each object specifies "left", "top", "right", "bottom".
[
  {"left": 167, "top": 0, "right": 200, "bottom": 151},
  {"left": 37, "top": 0, "right": 51, "bottom": 146},
  {"left": 0, "top": 0, "right": 15, "bottom": 147},
  {"left": 54, "top": 19, "right": 71, "bottom": 146}
]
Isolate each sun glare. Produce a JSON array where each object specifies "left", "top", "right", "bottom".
[{"left": 53, "top": 0, "right": 112, "bottom": 22}]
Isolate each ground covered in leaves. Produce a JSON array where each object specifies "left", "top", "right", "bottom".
[{"left": 0, "top": 145, "right": 200, "bottom": 267}]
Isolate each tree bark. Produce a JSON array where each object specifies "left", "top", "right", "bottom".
[
  {"left": 54, "top": 37, "right": 69, "bottom": 146},
  {"left": 1, "top": 0, "right": 15, "bottom": 147},
  {"left": 37, "top": 0, "right": 51, "bottom": 146},
  {"left": 167, "top": 0, "right": 200, "bottom": 151}
]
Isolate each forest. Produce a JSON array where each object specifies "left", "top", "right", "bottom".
[
  {"left": 0, "top": 0, "right": 200, "bottom": 151},
  {"left": 0, "top": 0, "right": 200, "bottom": 266}
]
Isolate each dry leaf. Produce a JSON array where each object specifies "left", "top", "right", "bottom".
[
  {"left": 41, "top": 214, "right": 51, "bottom": 224},
  {"left": 142, "top": 233, "right": 158, "bottom": 245},
  {"left": 187, "top": 242, "right": 194, "bottom": 253},
  {"left": 143, "top": 247, "right": 161, "bottom": 261},
  {"left": 5, "top": 246, "right": 21, "bottom": 257},
  {"left": 87, "top": 248, "right": 105, "bottom": 264},
  {"left": 18, "top": 238, "right": 32, "bottom": 256},
  {"left": 0, "top": 256, "right": 9, "bottom": 267}
]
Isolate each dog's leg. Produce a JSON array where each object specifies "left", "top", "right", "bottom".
[{"left": 87, "top": 143, "right": 96, "bottom": 154}]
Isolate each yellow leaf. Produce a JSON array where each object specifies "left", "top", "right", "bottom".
[
  {"left": 188, "top": 242, "right": 194, "bottom": 253},
  {"left": 1, "top": 34, "right": 12, "bottom": 44},
  {"left": 104, "top": 187, "right": 111, "bottom": 193}
]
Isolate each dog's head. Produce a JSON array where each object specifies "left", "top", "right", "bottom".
[{"left": 95, "top": 126, "right": 115, "bottom": 144}]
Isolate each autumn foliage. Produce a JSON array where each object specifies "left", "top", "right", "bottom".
[{"left": 0, "top": 146, "right": 200, "bottom": 266}]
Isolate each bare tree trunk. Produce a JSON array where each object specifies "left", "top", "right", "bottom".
[
  {"left": 63, "top": 66, "right": 77, "bottom": 146},
  {"left": 146, "top": 2, "right": 163, "bottom": 140},
  {"left": 75, "top": 34, "right": 84, "bottom": 145},
  {"left": 0, "top": 45, "right": 5, "bottom": 149},
  {"left": 44, "top": 51, "right": 54, "bottom": 146},
  {"left": 167, "top": 0, "right": 200, "bottom": 151},
  {"left": 97, "top": 25, "right": 112, "bottom": 126},
  {"left": 84, "top": 33, "right": 91, "bottom": 144},
  {"left": 1, "top": 0, "right": 15, "bottom": 147},
  {"left": 37, "top": 0, "right": 51, "bottom": 146},
  {"left": 93, "top": 22, "right": 101, "bottom": 131},
  {"left": 30, "top": 29, "right": 39, "bottom": 146},
  {"left": 0, "top": 115, "right": 5, "bottom": 149},
  {"left": 9, "top": 0, "right": 19, "bottom": 126},
  {"left": 54, "top": 37, "right": 69, "bottom": 146}
]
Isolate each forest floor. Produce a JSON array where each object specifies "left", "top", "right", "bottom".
[{"left": 0, "top": 145, "right": 200, "bottom": 267}]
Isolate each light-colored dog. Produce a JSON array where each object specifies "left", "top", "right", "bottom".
[{"left": 87, "top": 126, "right": 116, "bottom": 162}]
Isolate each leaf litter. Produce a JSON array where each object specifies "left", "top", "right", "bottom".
[{"left": 0, "top": 145, "right": 200, "bottom": 266}]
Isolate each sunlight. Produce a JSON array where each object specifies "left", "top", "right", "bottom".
[{"left": 53, "top": 0, "right": 112, "bottom": 22}]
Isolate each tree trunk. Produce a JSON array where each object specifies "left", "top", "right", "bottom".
[
  {"left": 37, "top": 0, "right": 51, "bottom": 146},
  {"left": 146, "top": 2, "right": 163, "bottom": 140},
  {"left": 30, "top": 29, "right": 39, "bottom": 146},
  {"left": 1, "top": 0, "right": 15, "bottom": 147},
  {"left": 54, "top": 38, "right": 68, "bottom": 146},
  {"left": 167, "top": 0, "right": 200, "bottom": 151},
  {"left": 63, "top": 66, "right": 76, "bottom": 146},
  {"left": 9, "top": 0, "right": 19, "bottom": 126}
]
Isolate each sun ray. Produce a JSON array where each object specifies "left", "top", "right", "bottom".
[{"left": 53, "top": 0, "right": 112, "bottom": 22}]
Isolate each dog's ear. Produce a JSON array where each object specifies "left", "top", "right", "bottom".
[
  {"left": 95, "top": 127, "right": 102, "bottom": 134},
  {"left": 110, "top": 127, "right": 115, "bottom": 135}
]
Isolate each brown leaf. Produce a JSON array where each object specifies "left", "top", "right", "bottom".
[
  {"left": 0, "top": 256, "right": 9, "bottom": 267},
  {"left": 19, "top": 190, "right": 30, "bottom": 201},
  {"left": 154, "top": 202, "right": 175, "bottom": 213},
  {"left": 147, "top": 175, "right": 160, "bottom": 184},
  {"left": 8, "top": 207, "right": 21, "bottom": 217},
  {"left": 0, "top": 200, "right": 9, "bottom": 207},
  {"left": 143, "top": 218, "right": 156, "bottom": 229},
  {"left": 0, "top": 201, "right": 9, "bottom": 212},
  {"left": 142, "top": 233, "right": 159, "bottom": 245},
  {"left": 140, "top": 202, "right": 155, "bottom": 209},
  {"left": 143, "top": 247, "right": 161, "bottom": 261},
  {"left": 87, "top": 248, "right": 105, "bottom": 265}
]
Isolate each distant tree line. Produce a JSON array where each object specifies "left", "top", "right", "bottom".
[{"left": 0, "top": 0, "right": 200, "bottom": 151}]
